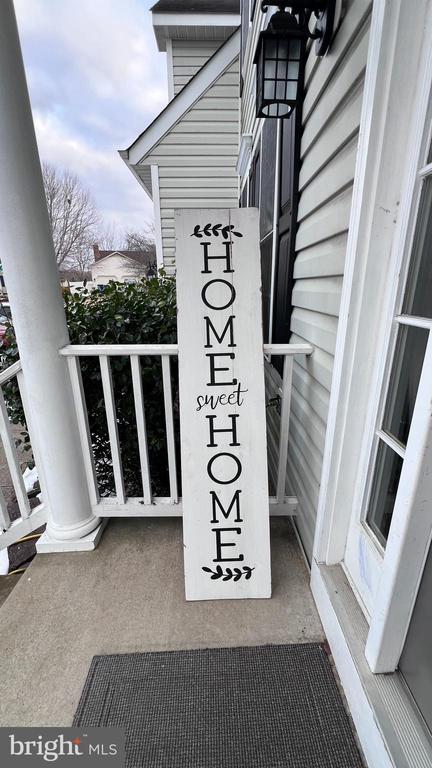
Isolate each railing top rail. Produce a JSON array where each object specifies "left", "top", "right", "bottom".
[
  {"left": 60, "top": 344, "right": 180, "bottom": 357},
  {"left": 59, "top": 343, "right": 313, "bottom": 357},
  {"left": 264, "top": 343, "right": 313, "bottom": 356},
  {"left": 0, "top": 359, "right": 22, "bottom": 385}
]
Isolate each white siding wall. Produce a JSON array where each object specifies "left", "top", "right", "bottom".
[
  {"left": 143, "top": 56, "right": 240, "bottom": 272},
  {"left": 91, "top": 254, "right": 146, "bottom": 284},
  {"left": 241, "top": 0, "right": 372, "bottom": 560},
  {"left": 172, "top": 40, "right": 221, "bottom": 95}
]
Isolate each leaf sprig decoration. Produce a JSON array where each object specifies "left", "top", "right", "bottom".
[
  {"left": 191, "top": 223, "right": 243, "bottom": 239},
  {"left": 202, "top": 565, "right": 255, "bottom": 581}
]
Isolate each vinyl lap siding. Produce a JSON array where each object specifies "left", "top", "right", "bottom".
[
  {"left": 239, "top": 1, "right": 372, "bottom": 559},
  {"left": 288, "top": 0, "right": 372, "bottom": 558},
  {"left": 172, "top": 40, "right": 220, "bottom": 95},
  {"left": 144, "top": 57, "right": 240, "bottom": 271}
]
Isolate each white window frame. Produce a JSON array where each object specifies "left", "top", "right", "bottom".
[
  {"left": 312, "top": 0, "right": 432, "bottom": 672},
  {"left": 364, "top": 154, "right": 432, "bottom": 672}
]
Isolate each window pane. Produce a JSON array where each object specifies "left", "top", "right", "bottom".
[
  {"left": 289, "top": 39, "right": 301, "bottom": 58},
  {"left": 265, "top": 60, "right": 276, "bottom": 78},
  {"left": 277, "top": 60, "right": 287, "bottom": 79},
  {"left": 403, "top": 177, "right": 432, "bottom": 318},
  {"left": 260, "top": 118, "right": 277, "bottom": 238},
  {"left": 382, "top": 325, "right": 428, "bottom": 445},
  {"left": 249, "top": 151, "right": 260, "bottom": 208},
  {"left": 260, "top": 235, "right": 272, "bottom": 343},
  {"left": 276, "top": 81, "right": 285, "bottom": 99},
  {"left": 280, "top": 117, "right": 295, "bottom": 213},
  {"left": 266, "top": 38, "right": 277, "bottom": 58},
  {"left": 278, "top": 39, "right": 288, "bottom": 58},
  {"left": 286, "top": 81, "right": 298, "bottom": 100},
  {"left": 264, "top": 81, "right": 275, "bottom": 99},
  {"left": 288, "top": 61, "right": 300, "bottom": 79},
  {"left": 367, "top": 441, "right": 403, "bottom": 546}
]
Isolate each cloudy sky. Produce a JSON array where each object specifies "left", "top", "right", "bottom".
[{"left": 14, "top": 0, "right": 168, "bottom": 238}]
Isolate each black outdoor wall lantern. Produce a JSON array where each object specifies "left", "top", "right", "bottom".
[{"left": 254, "top": 1, "right": 336, "bottom": 119}]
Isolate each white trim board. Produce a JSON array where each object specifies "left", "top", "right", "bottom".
[
  {"left": 152, "top": 12, "right": 240, "bottom": 51},
  {"left": 311, "top": 561, "right": 432, "bottom": 768},
  {"left": 166, "top": 38, "right": 174, "bottom": 101},
  {"left": 151, "top": 165, "right": 164, "bottom": 270},
  {"left": 152, "top": 13, "right": 240, "bottom": 27}
]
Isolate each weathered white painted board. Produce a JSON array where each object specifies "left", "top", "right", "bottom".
[{"left": 176, "top": 208, "right": 271, "bottom": 601}]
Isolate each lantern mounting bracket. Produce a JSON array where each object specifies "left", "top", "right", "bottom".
[{"left": 260, "top": 1, "right": 336, "bottom": 55}]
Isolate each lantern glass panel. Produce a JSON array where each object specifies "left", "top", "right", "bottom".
[
  {"left": 286, "top": 81, "right": 298, "bottom": 100},
  {"left": 266, "top": 38, "right": 277, "bottom": 57},
  {"left": 290, "top": 39, "right": 301, "bottom": 58},
  {"left": 277, "top": 59, "right": 287, "bottom": 78},
  {"left": 265, "top": 59, "right": 276, "bottom": 78},
  {"left": 288, "top": 60, "right": 300, "bottom": 79},
  {"left": 276, "top": 81, "right": 285, "bottom": 99},
  {"left": 278, "top": 38, "right": 289, "bottom": 57},
  {"left": 264, "top": 81, "right": 274, "bottom": 99}
]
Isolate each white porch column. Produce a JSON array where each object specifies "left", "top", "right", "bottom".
[{"left": 0, "top": 1, "right": 103, "bottom": 550}]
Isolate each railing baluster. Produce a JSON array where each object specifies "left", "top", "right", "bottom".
[
  {"left": 130, "top": 355, "right": 152, "bottom": 505},
  {"left": 0, "top": 387, "right": 30, "bottom": 519},
  {"left": 276, "top": 355, "right": 294, "bottom": 503},
  {"left": 0, "top": 485, "right": 11, "bottom": 531},
  {"left": 162, "top": 355, "right": 178, "bottom": 503},
  {"left": 99, "top": 355, "right": 126, "bottom": 504},
  {"left": 67, "top": 357, "right": 99, "bottom": 507}
]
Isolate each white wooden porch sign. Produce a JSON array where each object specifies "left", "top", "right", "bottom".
[{"left": 175, "top": 208, "right": 271, "bottom": 601}]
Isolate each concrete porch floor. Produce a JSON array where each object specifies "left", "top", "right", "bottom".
[{"left": 0, "top": 517, "right": 324, "bottom": 726}]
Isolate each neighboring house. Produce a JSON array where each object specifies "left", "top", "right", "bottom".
[
  {"left": 121, "top": 0, "right": 432, "bottom": 764},
  {"left": 91, "top": 244, "right": 154, "bottom": 286},
  {"left": 121, "top": 0, "right": 241, "bottom": 274}
]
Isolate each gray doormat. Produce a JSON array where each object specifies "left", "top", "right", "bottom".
[{"left": 74, "top": 644, "right": 363, "bottom": 768}]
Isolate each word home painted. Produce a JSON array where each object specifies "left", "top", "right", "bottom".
[{"left": 176, "top": 208, "right": 271, "bottom": 601}]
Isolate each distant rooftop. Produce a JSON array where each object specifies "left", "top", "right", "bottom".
[
  {"left": 93, "top": 245, "right": 155, "bottom": 267},
  {"left": 151, "top": 0, "right": 240, "bottom": 12}
]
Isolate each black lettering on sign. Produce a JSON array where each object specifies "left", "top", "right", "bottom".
[
  {"left": 201, "top": 279, "right": 236, "bottom": 311},
  {"left": 178, "top": 214, "right": 271, "bottom": 596},
  {"left": 206, "top": 414, "right": 239, "bottom": 448},
  {"left": 200, "top": 241, "right": 234, "bottom": 274},
  {"left": 212, "top": 527, "right": 244, "bottom": 563},
  {"left": 204, "top": 315, "right": 236, "bottom": 348},
  {"left": 207, "top": 452, "right": 242, "bottom": 485},
  {"left": 210, "top": 490, "right": 242, "bottom": 523},
  {"left": 206, "top": 353, "right": 237, "bottom": 387}
]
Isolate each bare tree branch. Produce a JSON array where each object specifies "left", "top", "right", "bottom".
[
  {"left": 42, "top": 162, "right": 99, "bottom": 268},
  {"left": 123, "top": 223, "right": 155, "bottom": 253}
]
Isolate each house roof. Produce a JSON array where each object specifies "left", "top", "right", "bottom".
[
  {"left": 151, "top": 0, "right": 239, "bottom": 11},
  {"left": 93, "top": 247, "right": 155, "bottom": 267},
  {"left": 119, "top": 27, "right": 240, "bottom": 197}
]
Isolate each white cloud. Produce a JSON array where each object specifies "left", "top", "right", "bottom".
[{"left": 14, "top": 0, "right": 167, "bottom": 235}]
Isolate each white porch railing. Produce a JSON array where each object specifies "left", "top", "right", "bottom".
[
  {"left": 0, "top": 342, "right": 313, "bottom": 549},
  {"left": 59, "top": 343, "right": 313, "bottom": 519},
  {"left": 0, "top": 360, "right": 46, "bottom": 549}
]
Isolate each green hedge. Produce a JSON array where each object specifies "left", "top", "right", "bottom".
[{"left": 0, "top": 276, "right": 178, "bottom": 497}]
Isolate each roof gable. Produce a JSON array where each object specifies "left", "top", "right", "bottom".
[{"left": 120, "top": 28, "right": 239, "bottom": 168}]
